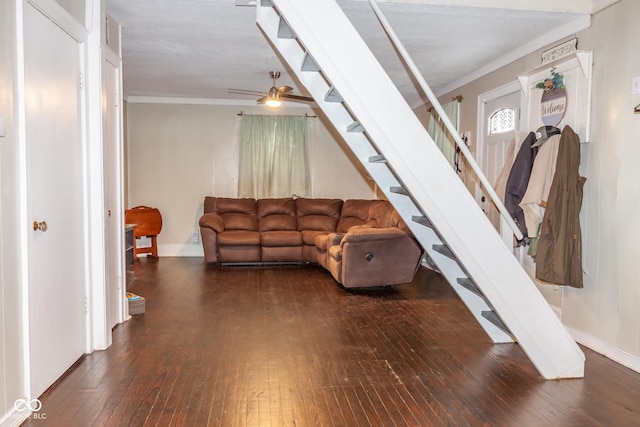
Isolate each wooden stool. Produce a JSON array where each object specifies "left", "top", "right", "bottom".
[{"left": 124, "top": 206, "right": 163, "bottom": 259}]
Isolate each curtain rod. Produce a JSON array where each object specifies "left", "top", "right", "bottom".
[
  {"left": 428, "top": 95, "right": 463, "bottom": 113},
  {"left": 237, "top": 111, "right": 317, "bottom": 118}
]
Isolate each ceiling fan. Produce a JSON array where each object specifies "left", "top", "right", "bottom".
[{"left": 229, "top": 71, "right": 314, "bottom": 108}]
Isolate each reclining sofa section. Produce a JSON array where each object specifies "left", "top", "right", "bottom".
[{"left": 198, "top": 197, "right": 423, "bottom": 288}]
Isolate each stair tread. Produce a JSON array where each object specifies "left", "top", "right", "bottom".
[
  {"left": 301, "top": 53, "right": 319, "bottom": 72},
  {"left": 411, "top": 215, "right": 432, "bottom": 228},
  {"left": 481, "top": 310, "right": 512, "bottom": 336},
  {"left": 278, "top": 18, "right": 295, "bottom": 39},
  {"left": 369, "top": 155, "right": 386, "bottom": 163},
  {"left": 347, "top": 121, "right": 364, "bottom": 133},
  {"left": 432, "top": 244, "right": 455, "bottom": 259},
  {"left": 325, "top": 87, "right": 342, "bottom": 102},
  {"left": 457, "top": 277, "right": 484, "bottom": 298},
  {"left": 390, "top": 186, "right": 409, "bottom": 196}
]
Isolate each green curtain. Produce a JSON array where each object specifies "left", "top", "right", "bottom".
[
  {"left": 427, "top": 100, "right": 459, "bottom": 167},
  {"left": 238, "top": 114, "right": 310, "bottom": 199}
]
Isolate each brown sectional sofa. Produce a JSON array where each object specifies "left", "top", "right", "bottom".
[{"left": 198, "top": 196, "right": 423, "bottom": 288}]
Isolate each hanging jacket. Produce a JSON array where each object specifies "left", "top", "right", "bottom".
[
  {"left": 535, "top": 126, "right": 585, "bottom": 288},
  {"left": 504, "top": 132, "right": 537, "bottom": 243},
  {"left": 519, "top": 133, "right": 562, "bottom": 238},
  {"left": 488, "top": 131, "right": 528, "bottom": 230}
]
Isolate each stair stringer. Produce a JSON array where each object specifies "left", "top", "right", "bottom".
[{"left": 257, "top": 0, "right": 584, "bottom": 379}]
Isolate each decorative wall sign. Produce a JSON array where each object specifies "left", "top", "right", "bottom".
[
  {"left": 517, "top": 51, "right": 592, "bottom": 143},
  {"left": 541, "top": 38, "right": 578, "bottom": 65},
  {"left": 536, "top": 68, "right": 567, "bottom": 126}
]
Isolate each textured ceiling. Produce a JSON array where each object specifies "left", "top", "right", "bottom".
[{"left": 106, "top": 0, "right": 597, "bottom": 107}]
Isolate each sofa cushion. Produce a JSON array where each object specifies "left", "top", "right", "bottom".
[
  {"left": 366, "top": 200, "right": 393, "bottom": 228},
  {"left": 301, "top": 229, "right": 328, "bottom": 246},
  {"left": 217, "top": 230, "right": 260, "bottom": 246},
  {"left": 296, "top": 198, "right": 342, "bottom": 231},
  {"left": 329, "top": 245, "right": 343, "bottom": 262},
  {"left": 261, "top": 230, "right": 302, "bottom": 247},
  {"left": 337, "top": 199, "right": 375, "bottom": 232},
  {"left": 315, "top": 232, "right": 345, "bottom": 267},
  {"left": 220, "top": 213, "right": 256, "bottom": 231},
  {"left": 364, "top": 201, "right": 411, "bottom": 232},
  {"left": 258, "top": 198, "right": 297, "bottom": 231},
  {"left": 211, "top": 197, "right": 256, "bottom": 214},
  {"left": 388, "top": 209, "right": 411, "bottom": 233},
  {"left": 211, "top": 198, "right": 258, "bottom": 231},
  {"left": 262, "top": 246, "right": 303, "bottom": 262}
]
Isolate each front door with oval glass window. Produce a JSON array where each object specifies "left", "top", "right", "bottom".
[{"left": 477, "top": 89, "right": 521, "bottom": 229}]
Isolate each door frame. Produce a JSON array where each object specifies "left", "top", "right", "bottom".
[
  {"left": 476, "top": 80, "right": 527, "bottom": 244},
  {"left": 17, "top": 0, "right": 110, "bottom": 401},
  {"left": 103, "top": 47, "right": 127, "bottom": 330},
  {"left": 476, "top": 79, "right": 527, "bottom": 181}
]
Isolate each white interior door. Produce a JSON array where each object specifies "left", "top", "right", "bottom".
[
  {"left": 25, "top": 4, "right": 87, "bottom": 398},
  {"left": 476, "top": 88, "right": 521, "bottom": 218},
  {"left": 104, "top": 59, "right": 124, "bottom": 329}
]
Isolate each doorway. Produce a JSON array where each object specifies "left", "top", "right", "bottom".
[
  {"left": 103, "top": 56, "right": 126, "bottom": 330},
  {"left": 476, "top": 82, "right": 523, "bottom": 230}
]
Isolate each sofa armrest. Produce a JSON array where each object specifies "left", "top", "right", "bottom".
[
  {"left": 346, "top": 224, "right": 374, "bottom": 232},
  {"left": 338, "top": 227, "right": 423, "bottom": 288},
  {"left": 341, "top": 227, "right": 407, "bottom": 244},
  {"left": 199, "top": 213, "right": 224, "bottom": 233},
  {"left": 327, "top": 232, "right": 345, "bottom": 246}
]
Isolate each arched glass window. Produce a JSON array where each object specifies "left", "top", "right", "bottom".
[{"left": 488, "top": 107, "right": 516, "bottom": 135}]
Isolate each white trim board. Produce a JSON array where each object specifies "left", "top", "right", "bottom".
[
  {"left": 0, "top": 410, "right": 30, "bottom": 427},
  {"left": 567, "top": 325, "right": 640, "bottom": 374},
  {"left": 157, "top": 244, "right": 204, "bottom": 258}
]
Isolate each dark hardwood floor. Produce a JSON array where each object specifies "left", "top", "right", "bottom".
[{"left": 23, "top": 257, "right": 640, "bottom": 426}]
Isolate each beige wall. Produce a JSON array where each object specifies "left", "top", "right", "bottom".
[
  {"left": 423, "top": 1, "right": 640, "bottom": 366},
  {"left": 126, "top": 102, "right": 375, "bottom": 256}
]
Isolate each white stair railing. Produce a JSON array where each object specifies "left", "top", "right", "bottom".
[{"left": 367, "top": 0, "right": 523, "bottom": 242}]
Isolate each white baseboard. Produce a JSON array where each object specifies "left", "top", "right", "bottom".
[
  {"left": 565, "top": 325, "right": 640, "bottom": 374},
  {"left": 0, "top": 409, "right": 30, "bottom": 427},
  {"left": 157, "top": 244, "right": 204, "bottom": 257}
]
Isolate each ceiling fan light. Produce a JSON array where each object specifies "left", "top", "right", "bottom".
[
  {"left": 265, "top": 85, "right": 282, "bottom": 107},
  {"left": 265, "top": 97, "right": 282, "bottom": 108}
]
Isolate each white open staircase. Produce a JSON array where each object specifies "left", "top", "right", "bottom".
[{"left": 256, "top": 0, "right": 584, "bottom": 379}]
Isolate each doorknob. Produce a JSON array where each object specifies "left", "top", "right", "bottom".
[{"left": 33, "top": 221, "right": 48, "bottom": 232}]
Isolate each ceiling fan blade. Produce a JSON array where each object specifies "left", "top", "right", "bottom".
[
  {"left": 256, "top": 96, "right": 268, "bottom": 104},
  {"left": 281, "top": 94, "right": 315, "bottom": 102},
  {"left": 278, "top": 85, "right": 293, "bottom": 95},
  {"left": 228, "top": 88, "right": 266, "bottom": 96}
]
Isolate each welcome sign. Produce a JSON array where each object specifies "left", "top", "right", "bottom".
[
  {"left": 535, "top": 67, "right": 567, "bottom": 127},
  {"left": 540, "top": 88, "right": 567, "bottom": 126}
]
